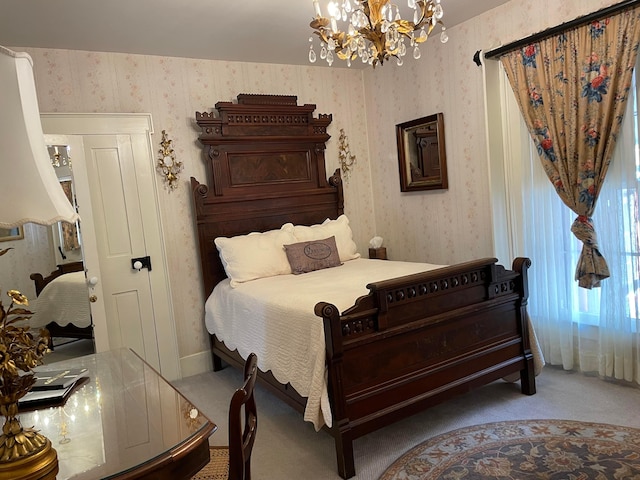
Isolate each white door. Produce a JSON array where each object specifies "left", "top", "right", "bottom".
[
  {"left": 41, "top": 114, "right": 181, "bottom": 381},
  {"left": 82, "top": 134, "right": 161, "bottom": 368}
]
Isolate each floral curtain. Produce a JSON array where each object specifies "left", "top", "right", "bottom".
[
  {"left": 500, "top": 7, "right": 640, "bottom": 289},
  {"left": 60, "top": 180, "right": 80, "bottom": 251}
]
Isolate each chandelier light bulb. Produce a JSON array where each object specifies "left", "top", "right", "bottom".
[
  {"left": 327, "top": 1, "right": 340, "bottom": 17},
  {"left": 308, "top": 0, "right": 446, "bottom": 67}
]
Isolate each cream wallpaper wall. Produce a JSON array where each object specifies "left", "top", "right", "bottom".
[{"left": 11, "top": 0, "right": 622, "bottom": 376}]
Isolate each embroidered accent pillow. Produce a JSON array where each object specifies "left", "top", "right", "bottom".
[{"left": 284, "top": 236, "right": 342, "bottom": 274}]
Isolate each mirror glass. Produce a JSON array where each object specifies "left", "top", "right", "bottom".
[
  {"left": 0, "top": 142, "right": 95, "bottom": 360},
  {"left": 0, "top": 227, "right": 24, "bottom": 242},
  {"left": 46, "top": 145, "right": 83, "bottom": 265},
  {"left": 396, "top": 113, "right": 448, "bottom": 192}
]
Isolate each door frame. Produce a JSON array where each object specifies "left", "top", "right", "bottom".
[{"left": 40, "top": 113, "right": 181, "bottom": 380}]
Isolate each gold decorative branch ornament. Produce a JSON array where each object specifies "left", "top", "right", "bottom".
[
  {"left": 338, "top": 128, "right": 357, "bottom": 180},
  {"left": 309, "top": 0, "right": 447, "bottom": 67},
  {"left": 0, "top": 248, "right": 57, "bottom": 479},
  {"left": 156, "top": 130, "right": 183, "bottom": 191}
]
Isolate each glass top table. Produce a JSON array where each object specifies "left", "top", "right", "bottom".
[{"left": 19, "top": 348, "right": 217, "bottom": 479}]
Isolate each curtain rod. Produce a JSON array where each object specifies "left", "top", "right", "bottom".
[{"left": 484, "top": 0, "right": 640, "bottom": 59}]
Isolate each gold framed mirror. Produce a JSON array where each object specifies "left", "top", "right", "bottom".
[{"left": 396, "top": 113, "right": 447, "bottom": 192}]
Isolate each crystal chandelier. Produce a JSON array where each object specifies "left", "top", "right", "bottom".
[
  {"left": 49, "top": 145, "right": 71, "bottom": 168},
  {"left": 309, "top": 0, "right": 448, "bottom": 67}
]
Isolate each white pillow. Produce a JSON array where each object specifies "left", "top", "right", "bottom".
[
  {"left": 214, "top": 225, "right": 296, "bottom": 287},
  {"left": 291, "top": 214, "right": 360, "bottom": 262}
]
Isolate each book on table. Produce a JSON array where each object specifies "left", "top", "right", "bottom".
[
  {"left": 19, "top": 383, "right": 77, "bottom": 408},
  {"left": 19, "top": 369, "right": 90, "bottom": 409},
  {"left": 32, "top": 368, "right": 89, "bottom": 391}
]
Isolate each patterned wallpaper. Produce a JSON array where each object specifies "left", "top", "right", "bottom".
[{"left": 10, "top": 0, "right": 620, "bottom": 375}]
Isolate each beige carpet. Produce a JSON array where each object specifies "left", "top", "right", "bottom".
[
  {"left": 173, "top": 366, "right": 640, "bottom": 479},
  {"left": 379, "top": 419, "right": 640, "bottom": 479},
  {"left": 191, "top": 447, "right": 229, "bottom": 480}
]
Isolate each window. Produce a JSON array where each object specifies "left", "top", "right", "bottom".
[{"left": 485, "top": 57, "right": 640, "bottom": 381}]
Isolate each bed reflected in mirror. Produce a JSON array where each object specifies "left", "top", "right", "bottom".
[
  {"left": 11, "top": 144, "right": 96, "bottom": 362},
  {"left": 42, "top": 145, "right": 94, "bottom": 360},
  {"left": 396, "top": 113, "right": 448, "bottom": 192}
]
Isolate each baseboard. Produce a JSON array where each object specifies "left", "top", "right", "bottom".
[{"left": 179, "top": 350, "right": 213, "bottom": 379}]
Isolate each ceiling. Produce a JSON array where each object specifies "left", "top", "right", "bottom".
[{"left": 0, "top": 0, "right": 509, "bottom": 67}]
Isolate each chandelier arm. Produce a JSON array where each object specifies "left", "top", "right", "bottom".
[
  {"left": 414, "top": 1, "right": 435, "bottom": 31},
  {"left": 415, "top": 1, "right": 426, "bottom": 28},
  {"left": 362, "top": 2, "right": 376, "bottom": 29}
]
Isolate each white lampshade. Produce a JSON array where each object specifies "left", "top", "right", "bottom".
[{"left": 0, "top": 46, "right": 80, "bottom": 228}]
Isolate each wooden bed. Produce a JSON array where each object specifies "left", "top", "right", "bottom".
[
  {"left": 30, "top": 261, "right": 94, "bottom": 347},
  {"left": 191, "top": 94, "right": 535, "bottom": 479}
]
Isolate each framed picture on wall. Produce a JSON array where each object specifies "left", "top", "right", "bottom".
[
  {"left": 396, "top": 113, "right": 448, "bottom": 192},
  {"left": 0, "top": 227, "right": 24, "bottom": 242}
]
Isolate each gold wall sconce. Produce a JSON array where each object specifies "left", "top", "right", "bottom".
[
  {"left": 156, "top": 130, "right": 183, "bottom": 191},
  {"left": 338, "top": 128, "right": 356, "bottom": 181}
]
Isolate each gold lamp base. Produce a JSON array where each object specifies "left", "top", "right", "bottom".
[{"left": 0, "top": 438, "right": 58, "bottom": 480}]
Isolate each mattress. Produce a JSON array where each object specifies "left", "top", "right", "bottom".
[
  {"left": 205, "top": 257, "right": 444, "bottom": 430},
  {"left": 30, "top": 271, "right": 92, "bottom": 330}
]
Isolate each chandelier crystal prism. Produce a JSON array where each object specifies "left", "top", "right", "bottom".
[{"left": 309, "top": 0, "right": 447, "bottom": 67}]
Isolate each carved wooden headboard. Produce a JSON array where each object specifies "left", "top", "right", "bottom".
[{"left": 191, "top": 94, "right": 343, "bottom": 298}]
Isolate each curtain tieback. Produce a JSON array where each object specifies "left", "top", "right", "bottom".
[{"left": 571, "top": 215, "right": 596, "bottom": 245}]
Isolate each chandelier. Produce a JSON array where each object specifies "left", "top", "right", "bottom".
[
  {"left": 309, "top": 0, "right": 447, "bottom": 68},
  {"left": 49, "top": 145, "right": 71, "bottom": 168}
]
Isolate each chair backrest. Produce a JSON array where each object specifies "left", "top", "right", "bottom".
[{"left": 228, "top": 353, "right": 258, "bottom": 480}]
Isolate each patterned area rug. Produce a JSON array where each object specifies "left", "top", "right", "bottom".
[
  {"left": 379, "top": 419, "right": 640, "bottom": 479},
  {"left": 191, "top": 447, "right": 229, "bottom": 480}
]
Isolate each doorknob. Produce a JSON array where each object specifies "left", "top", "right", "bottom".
[{"left": 131, "top": 256, "right": 152, "bottom": 271}]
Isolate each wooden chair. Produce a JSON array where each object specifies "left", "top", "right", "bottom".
[
  {"left": 228, "top": 352, "right": 258, "bottom": 480},
  {"left": 191, "top": 354, "right": 259, "bottom": 480}
]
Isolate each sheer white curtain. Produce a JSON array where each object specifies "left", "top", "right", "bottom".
[{"left": 484, "top": 58, "right": 640, "bottom": 385}]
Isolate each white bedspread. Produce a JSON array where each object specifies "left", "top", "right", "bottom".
[
  {"left": 205, "top": 258, "right": 444, "bottom": 430},
  {"left": 30, "top": 271, "right": 92, "bottom": 330}
]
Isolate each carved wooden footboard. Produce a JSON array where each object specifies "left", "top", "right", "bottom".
[{"left": 316, "top": 257, "right": 534, "bottom": 479}]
